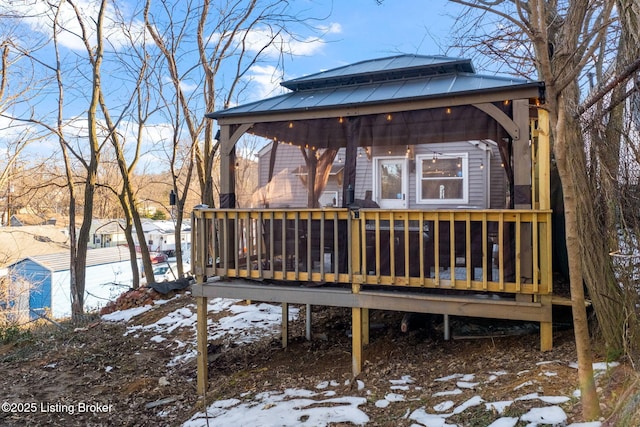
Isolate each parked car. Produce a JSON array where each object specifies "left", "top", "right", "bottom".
[
  {"left": 150, "top": 252, "right": 168, "bottom": 264},
  {"left": 152, "top": 262, "right": 191, "bottom": 282}
]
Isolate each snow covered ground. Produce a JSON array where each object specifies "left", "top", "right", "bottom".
[{"left": 102, "top": 294, "right": 614, "bottom": 427}]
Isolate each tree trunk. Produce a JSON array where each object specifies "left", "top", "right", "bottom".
[
  {"left": 553, "top": 89, "right": 601, "bottom": 420},
  {"left": 122, "top": 217, "right": 140, "bottom": 290}
]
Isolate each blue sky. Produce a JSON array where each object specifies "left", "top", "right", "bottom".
[
  {"left": 249, "top": 0, "right": 464, "bottom": 100},
  {"left": 286, "top": 0, "right": 457, "bottom": 72},
  {"left": 0, "top": 0, "right": 473, "bottom": 166}
]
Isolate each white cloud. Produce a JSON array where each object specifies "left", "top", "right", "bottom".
[
  {"left": 247, "top": 65, "right": 287, "bottom": 100},
  {"left": 319, "top": 22, "right": 342, "bottom": 35},
  {"left": 211, "top": 21, "right": 341, "bottom": 60},
  {"left": 161, "top": 76, "right": 199, "bottom": 94},
  {"left": 0, "top": 0, "right": 146, "bottom": 52}
]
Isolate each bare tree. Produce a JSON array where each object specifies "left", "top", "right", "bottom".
[
  {"left": 2, "top": 1, "right": 108, "bottom": 318},
  {"left": 0, "top": 37, "right": 47, "bottom": 225},
  {"left": 59, "top": 0, "right": 111, "bottom": 317},
  {"left": 444, "top": 0, "right": 640, "bottom": 419},
  {"left": 144, "top": 0, "right": 327, "bottom": 273},
  {"left": 145, "top": 0, "right": 329, "bottom": 206},
  {"left": 93, "top": 2, "right": 164, "bottom": 288},
  {"left": 299, "top": 147, "right": 338, "bottom": 208}
]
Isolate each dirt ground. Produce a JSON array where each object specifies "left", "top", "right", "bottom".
[{"left": 1, "top": 289, "right": 639, "bottom": 427}]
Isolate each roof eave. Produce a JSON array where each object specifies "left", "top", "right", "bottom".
[{"left": 207, "top": 81, "right": 545, "bottom": 124}]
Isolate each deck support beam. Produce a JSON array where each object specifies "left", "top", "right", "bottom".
[{"left": 196, "top": 296, "right": 209, "bottom": 396}]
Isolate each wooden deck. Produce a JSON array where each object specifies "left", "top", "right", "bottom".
[{"left": 191, "top": 206, "right": 555, "bottom": 395}]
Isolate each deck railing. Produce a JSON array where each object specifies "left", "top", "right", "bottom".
[{"left": 191, "top": 208, "right": 553, "bottom": 295}]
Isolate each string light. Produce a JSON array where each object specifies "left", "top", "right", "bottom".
[
  {"left": 386, "top": 113, "right": 392, "bottom": 121},
  {"left": 338, "top": 117, "right": 344, "bottom": 124},
  {"left": 445, "top": 107, "right": 452, "bottom": 114},
  {"left": 288, "top": 122, "right": 294, "bottom": 128}
]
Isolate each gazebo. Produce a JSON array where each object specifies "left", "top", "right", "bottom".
[{"left": 191, "top": 54, "right": 553, "bottom": 395}]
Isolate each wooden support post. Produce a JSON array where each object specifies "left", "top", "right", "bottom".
[
  {"left": 513, "top": 99, "right": 533, "bottom": 283},
  {"left": 352, "top": 307, "right": 362, "bottom": 376},
  {"left": 443, "top": 314, "right": 450, "bottom": 341},
  {"left": 537, "top": 109, "right": 553, "bottom": 351},
  {"left": 540, "top": 295, "right": 553, "bottom": 351},
  {"left": 362, "top": 308, "right": 369, "bottom": 345},
  {"left": 282, "top": 302, "right": 289, "bottom": 348},
  {"left": 196, "top": 296, "right": 209, "bottom": 396},
  {"left": 305, "top": 304, "right": 312, "bottom": 341},
  {"left": 537, "top": 109, "right": 551, "bottom": 211}
]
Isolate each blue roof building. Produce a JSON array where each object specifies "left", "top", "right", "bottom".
[{"left": 8, "top": 247, "right": 140, "bottom": 319}]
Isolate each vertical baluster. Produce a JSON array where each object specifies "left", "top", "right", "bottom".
[
  {"left": 404, "top": 213, "right": 409, "bottom": 284},
  {"left": 515, "top": 214, "right": 522, "bottom": 292},
  {"left": 257, "top": 212, "right": 263, "bottom": 277},
  {"left": 434, "top": 215, "right": 440, "bottom": 286},
  {"left": 389, "top": 211, "right": 396, "bottom": 280},
  {"left": 419, "top": 212, "right": 425, "bottom": 286},
  {"left": 281, "top": 213, "right": 286, "bottom": 278},
  {"left": 482, "top": 212, "right": 488, "bottom": 290},
  {"left": 320, "top": 211, "right": 325, "bottom": 280},
  {"left": 307, "top": 211, "right": 312, "bottom": 280},
  {"left": 294, "top": 211, "right": 300, "bottom": 280},
  {"left": 533, "top": 212, "right": 540, "bottom": 292},
  {"left": 449, "top": 212, "right": 455, "bottom": 283},
  {"left": 498, "top": 212, "right": 505, "bottom": 291},
  {"left": 375, "top": 211, "right": 381, "bottom": 281},
  {"left": 333, "top": 210, "right": 339, "bottom": 282},
  {"left": 466, "top": 213, "right": 471, "bottom": 288}
]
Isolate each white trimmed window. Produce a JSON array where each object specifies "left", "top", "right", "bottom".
[{"left": 416, "top": 153, "right": 468, "bottom": 204}]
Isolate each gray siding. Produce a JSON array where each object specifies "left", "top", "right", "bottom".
[{"left": 259, "top": 141, "right": 508, "bottom": 210}]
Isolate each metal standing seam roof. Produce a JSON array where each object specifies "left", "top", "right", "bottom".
[
  {"left": 15, "top": 247, "right": 140, "bottom": 272},
  {"left": 207, "top": 54, "right": 543, "bottom": 119}
]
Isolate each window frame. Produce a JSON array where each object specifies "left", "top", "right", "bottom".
[{"left": 416, "top": 152, "right": 469, "bottom": 204}]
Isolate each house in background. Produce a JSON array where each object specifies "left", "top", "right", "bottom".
[
  {"left": 89, "top": 219, "right": 128, "bottom": 249},
  {"left": 7, "top": 246, "right": 140, "bottom": 320},
  {"left": 133, "top": 220, "right": 191, "bottom": 258},
  {"left": 256, "top": 139, "right": 505, "bottom": 210}
]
